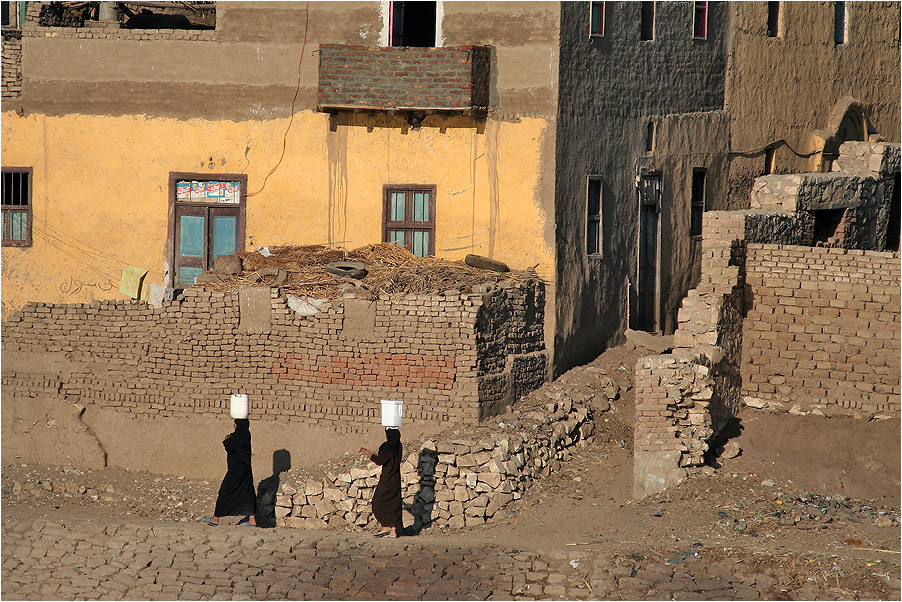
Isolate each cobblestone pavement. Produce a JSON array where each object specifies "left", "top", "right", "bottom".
[{"left": 3, "top": 514, "right": 899, "bottom": 600}]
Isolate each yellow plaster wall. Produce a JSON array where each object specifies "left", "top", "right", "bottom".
[{"left": 1, "top": 110, "right": 553, "bottom": 319}]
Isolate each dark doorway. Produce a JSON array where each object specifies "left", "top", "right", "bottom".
[
  {"left": 390, "top": 1, "right": 436, "bottom": 47},
  {"left": 812, "top": 208, "right": 845, "bottom": 246},
  {"left": 633, "top": 174, "right": 661, "bottom": 332},
  {"left": 886, "top": 173, "right": 901, "bottom": 252}
]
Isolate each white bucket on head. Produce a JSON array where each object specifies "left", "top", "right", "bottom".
[
  {"left": 230, "top": 394, "right": 249, "bottom": 419},
  {"left": 381, "top": 399, "right": 403, "bottom": 427}
]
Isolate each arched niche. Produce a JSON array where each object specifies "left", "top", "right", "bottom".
[{"left": 811, "top": 97, "right": 876, "bottom": 172}]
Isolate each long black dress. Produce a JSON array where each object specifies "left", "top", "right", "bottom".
[
  {"left": 369, "top": 428, "right": 403, "bottom": 529},
  {"left": 214, "top": 419, "right": 257, "bottom": 518}
]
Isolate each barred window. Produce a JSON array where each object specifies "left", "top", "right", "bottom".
[{"left": 2, "top": 168, "right": 32, "bottom": 247}]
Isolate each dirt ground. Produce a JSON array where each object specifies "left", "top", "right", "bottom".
[{"left": 2, "top": 341, "right": 900, "bottom": 598}]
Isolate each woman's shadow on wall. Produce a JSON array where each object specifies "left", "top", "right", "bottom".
[
  {"left": 256, "top": 449, "right": 291, "bottom": 529},
  {"left": 403, "top": 448, "right": 438, "bottom": 536}
]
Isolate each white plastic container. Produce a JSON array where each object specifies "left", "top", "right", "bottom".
[
  {"left": 230, "top": 394, "right": 250, "bottom": 419},
  {"left": 381, "top": 399, "right": 403, "bottom": 427}
]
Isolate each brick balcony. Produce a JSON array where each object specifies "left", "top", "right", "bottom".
[{"left": 317, "top": 44, "right": 491, "bottom": 114}]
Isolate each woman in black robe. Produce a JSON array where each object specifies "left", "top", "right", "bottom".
[
  {"left": 359, "top": 428, "right": 403, "bottom": 537},
  {"left": 204, "top": 418, "right": 258, "bottom": 526}
]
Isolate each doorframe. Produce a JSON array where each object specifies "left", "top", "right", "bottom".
[
  {"left": 634, "top": 171, "right": 663, "bottom": 333},
  {"left": 167, "top": 172, "right": 247, "bottom": 288}
]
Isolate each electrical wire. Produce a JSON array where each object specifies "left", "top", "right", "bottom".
[
  {"left": 31, "top": 228, "right": 119, "bottom": 283},
  {"left": 729, "top": 138, "right": 823, "bottom": 158},
  {"left": 245, "top": 0, "right": 310, "bottom": 199},
  {"left": 31, "top": 214, "right": 129, "bottom": 270}
]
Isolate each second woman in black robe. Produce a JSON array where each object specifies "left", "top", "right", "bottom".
[
  {"left": 204, "top": 418, "right": 258, "bottom": 527},
  {"left": 360, "top": 428, "right": 403, "bottom": 537}
]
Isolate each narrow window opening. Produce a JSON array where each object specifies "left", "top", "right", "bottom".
[
  {"left": 384, "top": 186, "right": 436, "bottom": 257},
  {"left": 690, "top": 169, "right": 706, "bottom": 238},
  {"left": 692, "top": 1, "right": 708, "bottom": 39},
  {"left": 645, "top": 121, "right": 655, "bottom": 153},
  {"left": 2, "top": 168, "right": 33, "bottom": 247},
  {"left": 886, "top": 173, "right": 901, "bottom": 252},
  {"left": 587, "top": 177, "right": 602, "bottom": 255},
  {"left": 640, "top": 1, "right": 655, "bottom": 41},
  {"left": 767, "top": 1, "right": 781, "bottom": 37},
  {"left": 390, "top": 1, "right": 437, "bottom": 47},
  {"left": 834, "top": 1, "right": 846, "bottom": 45},
  {"left": 764, "top": 147, "right": 776, "bottom": 175},
  {"left": 590, "top": 1, "right": 605, "bottom": 37}
]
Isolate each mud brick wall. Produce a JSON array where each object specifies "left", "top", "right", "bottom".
[
  {"left": 1, "top": 31, "right": 22, "bottom": 100},
  {"left": 742, "top": 244, "right": 900, "bottom": 415},
  {"left": 274, "top": 397, "right": 594, "bottom": 532},
  {"left": 317, "top": 44, "right": 491, "bottom": 111},
  {"left": 1, "top": 281, "right": 547, "bottom": 432}
]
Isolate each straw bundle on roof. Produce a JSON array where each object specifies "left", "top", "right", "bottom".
[{"left": 194, "top": 243, "right": 541, "bottom": 299}]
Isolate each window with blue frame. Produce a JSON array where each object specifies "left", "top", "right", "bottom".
[
  {"left": 170, "top": 173, "right": 246, "bottom": 287},
  {"left": 2, "top": 168, "right": 32, "bottom": 247},
  {"left": 383, "top": 185, "right": 436, "bottom": 257}
]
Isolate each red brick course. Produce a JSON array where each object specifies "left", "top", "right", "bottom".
[{"left": 2, "top": 282, "right": 547, "bottom": 432}]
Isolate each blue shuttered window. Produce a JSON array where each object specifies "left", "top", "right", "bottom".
[{"left": 383, "top": 186, "right": 435, "bottom": 257}]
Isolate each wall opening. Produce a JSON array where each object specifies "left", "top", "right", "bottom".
[
  {"left": 645, "top": 121, "right": 655, "bottom": 152},
  {"left": 587, "top": 176, "right": 602, "bottom": 256},
  {"left": 764, "top": 147, "right": 775, "bottom": 174},
  {"left": 886, "top": 173, "right": 901, "bottom": 252},
  {"left": 822, "top": 107, "right": 865, "bottom": 171},
  {"left": 390, "top": 1, "right": 436, "bottom": 47},
  {"left": 640, "top": 1, "right": 655, "bottom": 41},
  {"left": 633, "top": 174, "right": 661, "bottom": 332},
  {"left": 812, "top": 208, "right": 845, "bottom": 246},
  {"left": 690, "top": 169, "right": 706, "bottom": 238},
  {"left": 1, "top": 167, "right": 32, "bottom": 247},
  {"left": 692, "top": 1, "right": 707, "bottom": 40},
  {"left": 767, "top": 1, "right": 781, "bottom": 38},
  {"left": 834, "top": 1, "right": 847, "bottom": 45},
  {"left": 169, "top": 173, "right": 246, "bottom": 288},
  {"left": 590, "top": 1, "right": 605, "bottom": 37},
  {"left": 383, "top": 185, "right": 436, "bottom": 257}
]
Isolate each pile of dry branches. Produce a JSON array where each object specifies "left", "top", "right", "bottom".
[{"left": 194, "top": 243, "right": 541, "bottom": 299}]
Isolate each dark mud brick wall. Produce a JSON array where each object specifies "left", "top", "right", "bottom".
[
  {"left": 742, "top": 245, "right": 900, "bottom": 414},
  {"left": 1, "top": 282, "right": 547, "bottom": 431},
  {"left": 317, "top": 44, "right": 491, "bottom": 111}
]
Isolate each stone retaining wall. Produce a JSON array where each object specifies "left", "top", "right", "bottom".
[
  {"left": 1, "top": 281, "right": 547, "bottom": 432},
  {"left": 273, "top": 397, "right": 594, "bottom": 532}
]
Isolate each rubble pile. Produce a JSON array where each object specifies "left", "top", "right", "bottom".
[{"left": 193, "top": 243, "right": 541, "bottom": 300}]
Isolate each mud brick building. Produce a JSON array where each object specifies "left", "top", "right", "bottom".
[
  {"left": 2, "top": 1, "right": 898, "bottom": 372},
  {"left": 1, "top": 3, "right": 899, "bottom": 480}
]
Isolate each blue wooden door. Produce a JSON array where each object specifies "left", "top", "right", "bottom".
[{"left": 174, "top": 206, "right": 239, "bottom": 286}]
